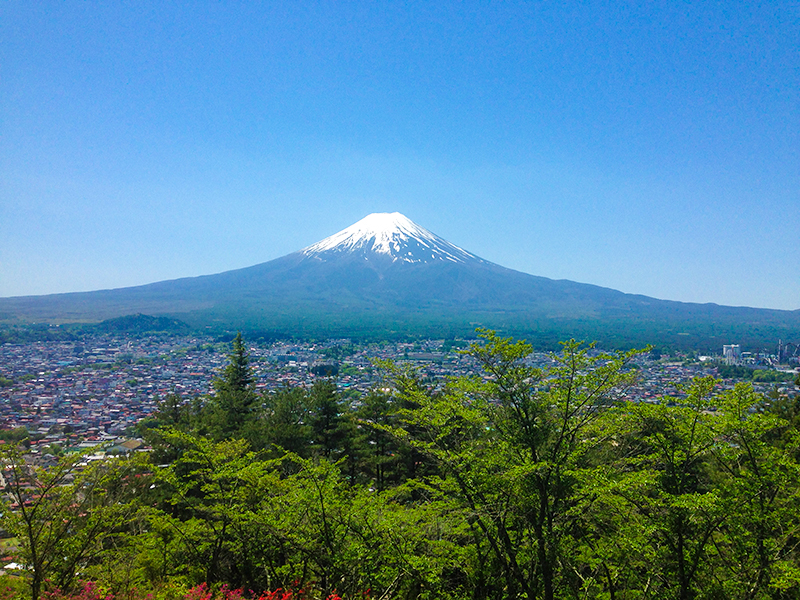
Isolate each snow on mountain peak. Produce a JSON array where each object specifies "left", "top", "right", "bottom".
[{"left": 302, "top": 212, "right": 480, "bottom": 264}]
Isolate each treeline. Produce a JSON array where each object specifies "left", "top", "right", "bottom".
[
  {"left": 716, "top": 364, "right": 796, "bottom": 383},
  {"left": 3, "top": 331, "right": 800, "bottom": 600},
  {"left": 0, "top": 324, "right": 80, "bottom": 344}
]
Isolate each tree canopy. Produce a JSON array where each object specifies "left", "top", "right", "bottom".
[{"left": 3, "top": 331, "right": 800, "bottom": 600}]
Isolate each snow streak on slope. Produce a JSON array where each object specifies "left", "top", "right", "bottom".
[{"left": 302, "top": 212, "right": 482, "bottom": 264}]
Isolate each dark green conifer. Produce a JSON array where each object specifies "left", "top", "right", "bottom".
[
  {"left": 209, "top": 332, "right": 258, "bottom": 439},
  {"left": 215, "top": 332, "right": 254, "bottom": 393}
]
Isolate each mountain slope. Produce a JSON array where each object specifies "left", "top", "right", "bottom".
[{"left": 1, "top": 213, "right": 798, "bottom": 349}]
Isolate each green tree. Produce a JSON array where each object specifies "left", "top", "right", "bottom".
[
  {"left": 610, "top": 377, "right": 724, "bottom": 600},
  {"left": 215, "top": 332, "right": 254, "bottom": 394},
  {"left": 0, "top": 426, "right": 29, "bottom": 442},
  {"left": 384, "top": 330, "right": 642, "bottom": 600},
  {"left": 261, "top": 386, "right": 313, "bottom": 456},
  {"left": 354, "top": 390, "right": 402, "bottom": 490},
  {"left": 0, "top": 446, "right": 146, "bottom": 600},
  {"left": 712, "top": 383, "right": 800, "bottom": 598},
  {"left": 206, "top": 332, "right": 259, "bottom": 440},
  {"left": 146, "top": 430, "right": 462, "bottom": 598},
  {"left": 308, "top": 379, "right": 354, "bottom": 462},
  {"left": 166, "top": 432, "right": 258, "bottom": 586}
]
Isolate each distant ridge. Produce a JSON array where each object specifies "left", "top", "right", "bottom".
[{"left": 1, "top": 212, "right": 799, "bottom": 350}]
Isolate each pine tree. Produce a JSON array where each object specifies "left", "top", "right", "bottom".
[
  {"left": 209, "top": 332, "right": 258, "bottom": 439},
  {"left": 215, "top": 332, "right": 253, "bottom": 394}
]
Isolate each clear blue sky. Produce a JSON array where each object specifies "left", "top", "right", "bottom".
[{"left": 2, "top": 2, "right": 798, "bottom": 309}]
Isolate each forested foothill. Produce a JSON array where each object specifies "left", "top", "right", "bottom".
[{"left": 2, "top": 331, "right": 800, "bottom": 600}]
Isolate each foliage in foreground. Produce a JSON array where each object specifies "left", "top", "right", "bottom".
[{"left": 2, "top": 330, "right": 800, "bottom": 600}]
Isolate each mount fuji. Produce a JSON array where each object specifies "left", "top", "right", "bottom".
[
  {"left": 301, "top": 212, "right": 483, "bottom": 265},
  {"left": 2, "top": 212, "right": 799, "bottom": 348}
]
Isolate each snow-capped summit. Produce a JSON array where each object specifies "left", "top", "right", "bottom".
[{"left": 302, "top": 212, "right": 482, "bottom": 264}]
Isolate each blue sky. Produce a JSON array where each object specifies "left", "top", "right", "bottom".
[{"left": 1, "top": 1, "right": 798, "bottom": 309}]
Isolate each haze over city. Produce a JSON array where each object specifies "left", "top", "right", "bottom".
[{"left": 2, "top": 2, "right": 798, "bottom": 309}]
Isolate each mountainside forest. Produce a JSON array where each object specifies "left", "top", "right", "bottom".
[{"left": 2, "top": 332, "right": 800, "bottom": 600}]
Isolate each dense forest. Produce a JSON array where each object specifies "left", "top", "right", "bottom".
[{"left": 2, "top": 331, "right": 800, "bottom": 600}]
